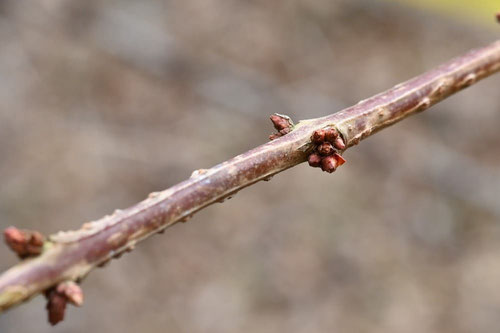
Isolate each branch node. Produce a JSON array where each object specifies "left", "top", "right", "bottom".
[{"left": 308, "top": 129, "right": 347, "bottom": 173}]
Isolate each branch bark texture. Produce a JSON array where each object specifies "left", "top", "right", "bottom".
[{"left": 1, "top": 39, "right": 500, "bottom": 313}]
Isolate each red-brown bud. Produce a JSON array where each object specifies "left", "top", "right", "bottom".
[
  {"left": 269, "top": 133, "right": 281, "bottom": 141},
  {"left": 311, "top": 130, "right": 326, "bottom": 144},
  {"left": 307, "top": 153, "right": 322, "bottom": 168},
  {"left": 332, "top": 136, "right": 346, "bottom": 150},
  {"left": 317, "top": 142, "right": 334, "bottom": 156},
  {"left": 270, "top": 114, "right": 291, "bottom": 131},
  {"left": 321, "top": 155, "right": 338, "bottom": 173},
  {"left": 46, "top": 289, "right": 67, "bottom": 326},
  {"left": 30, "top": 231, "right": 44, "bottom": 247},
  {"left": 45, "top": 281, "right": 84, "bottom": 325},
  {"left": 4, "top": 227, "right": 26, "bottom": 254},
  {"left": 325, "top": 128, "right": 339, "bottom": 143},
  {"left": 4, "top": 227, "right": 45, "bottom": 259},
  {"left": 496, "top": 12, "right": 500, "bottom": 23},
  {"left": 279, "top": 127, "right": 291, "bottom": 136}
]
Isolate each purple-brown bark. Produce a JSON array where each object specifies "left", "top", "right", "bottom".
[{"left": 0, "top": 39, "right": 499, "bottom": 320}]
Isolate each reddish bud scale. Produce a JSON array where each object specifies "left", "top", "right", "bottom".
[
  {"left": 497, "top": 12, "right": 500, "bottom": 23},
  {"left": 269, "top": 133, "right": 281, "bottom": 141},
  {"left": 46, "top": 289, "right": 67, "bottom": 326},
  {"left": 270, "top": 115, "right": 290, "bottom": 131},
  {"left": 325, "top": 128, "right": 339, "bottom": 143},
  {"left": 317, "top": 142, "right": 334, "bottom": 156},
  {"left": 4, "top": 227, "right": 45, "bottom": 259},
  {"left": 311, "top": 130, "right": 326, "bottom": 144},
  {"left": 269, "top": 114, "right": 293, "bottom": 141},
  {"left": 279, "top": 127, "right": 291, "bottom": 135},
  {"left": 307, "top": 153, "right": 322, "bottom": 167},
  {"left": 45, "top": 281, "right": 84, "bottom": 325},
  {"left": 333, "top": 136, "right": 346, "bottom": 150},
  {"left": 321, "top": 155, "right": 338, "bottom": 173},
  {"left": 4, "top": 227, "right": 26, "bottom": 255},
  {"left": 30, "top": 232, "right": 44, "bottom": 246},
  {"left": 333, "top": 153, "right": 346, "bottom": 166}
]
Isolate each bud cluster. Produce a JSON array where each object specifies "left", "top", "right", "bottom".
[
  {"left": 308, "top": 128, "right": 346, "bottom": 173},
  {"left": 3, "top": 226, "right": 45, "bottom": 259}
]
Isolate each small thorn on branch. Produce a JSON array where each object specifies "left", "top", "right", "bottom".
[
  {"left": 45, "top": 281, "right": 84, "bottom": 326},
  {"left": 269, "top": 114, "right": 294, "bottom": 140},
  {"left": 4, "top": 227, "right": 45, "bottom": 259}
]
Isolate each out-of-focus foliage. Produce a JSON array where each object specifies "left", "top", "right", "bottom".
[{"left": 390, "top": 0, "right": 499, "bottom": 25}]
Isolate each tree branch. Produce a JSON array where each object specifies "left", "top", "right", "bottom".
[{"left": 1, "top": 39, "right": 500, "bottom": 319}]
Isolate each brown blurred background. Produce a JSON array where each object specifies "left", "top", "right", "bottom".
[{"left": 1, "top": 0, "right": 500, "bottom": 332}]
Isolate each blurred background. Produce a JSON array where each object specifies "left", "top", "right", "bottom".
[{"left": 0, "top": 0, "right": 499, "bottom": 332}]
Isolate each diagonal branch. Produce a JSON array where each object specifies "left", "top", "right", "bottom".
[{"left": 1, "top": 39, "right": 500, "bottom": 319}]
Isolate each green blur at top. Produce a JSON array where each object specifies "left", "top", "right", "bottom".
[{"left": 388, "top": 0, "right": 499, "bottom": 26}]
